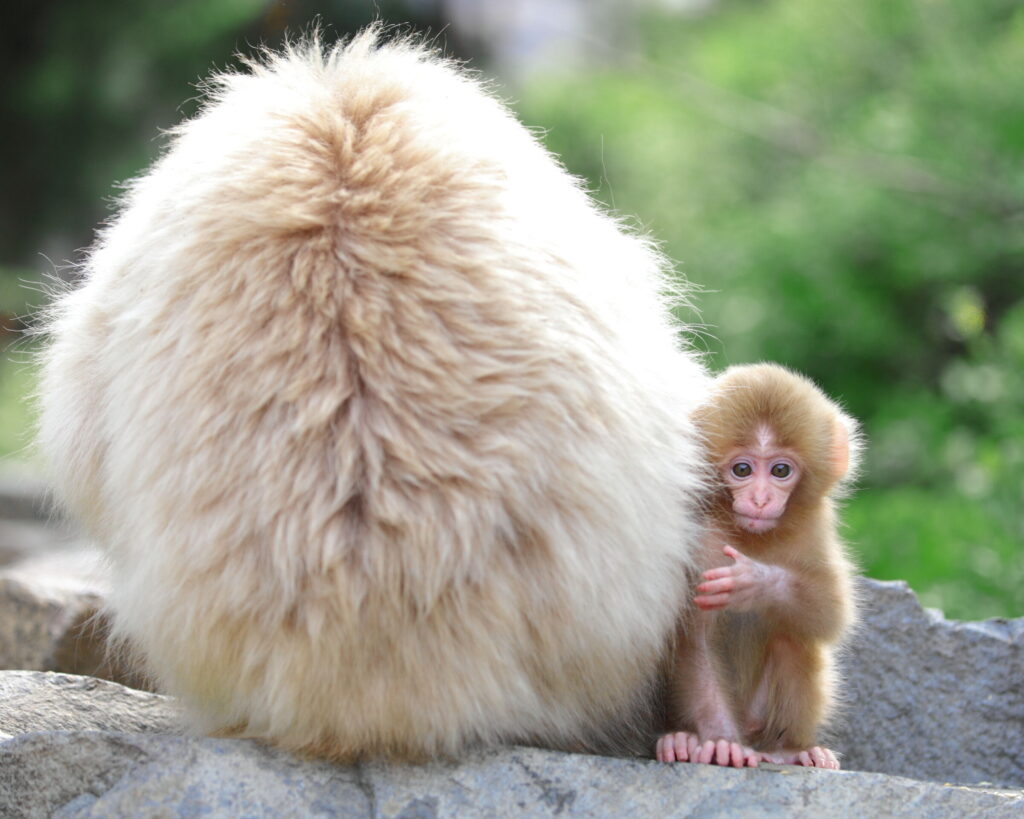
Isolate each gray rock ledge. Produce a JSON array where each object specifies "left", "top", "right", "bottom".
[
  {"left": 0, "top": 549, "right": 144, "bottom": 688},
  {"left": 0, "top": 732, "right": 1021, "bottom": 819},
  {"left": 0, "top": 671, "right": 179, "bottom": 741},
  {"left": 834, "top": 578, "right": 1024, "bottom": 788}
]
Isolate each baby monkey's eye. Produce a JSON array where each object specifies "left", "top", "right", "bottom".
[
  {"left": 731, "top": 462, "right": 752, "bottom": 478},
  {"left": 771, "top": 463, "right": 792, "bottom": 478}
]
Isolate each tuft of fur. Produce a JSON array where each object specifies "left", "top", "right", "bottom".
[{"left": 36, "top": 28, "right": 708, "bottom": 760}]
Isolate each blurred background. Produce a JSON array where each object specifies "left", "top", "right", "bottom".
[{"left": 1, "top": 0, "right": 1021, "bottom": 619}]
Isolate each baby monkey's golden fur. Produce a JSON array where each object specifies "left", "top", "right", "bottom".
[{"left": 660, "top": 363, "right": 860, "bottom": 768}]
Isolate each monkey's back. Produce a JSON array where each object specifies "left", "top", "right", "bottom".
[{"left": 38, "top": 30, "right": 707, "bottom": 759}]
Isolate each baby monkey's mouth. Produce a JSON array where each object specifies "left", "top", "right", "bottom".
[{"left": 734, "top": 513, "right": 779, "bottom": 533}]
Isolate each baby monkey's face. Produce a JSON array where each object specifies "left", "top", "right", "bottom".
[{"left": 721, "top": 427, "right": 801, "bottom": 534}]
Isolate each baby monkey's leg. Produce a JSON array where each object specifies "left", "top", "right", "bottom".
[
  {"left": 746, "top": 636, "right": 840, "bottom": 770},
  {"left": 656, "top": 613, "right": 760, "bottom": 768}
]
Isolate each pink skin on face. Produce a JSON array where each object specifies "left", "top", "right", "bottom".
[{"left": 721, "top": 431, "right": 800, "bottom": 535}]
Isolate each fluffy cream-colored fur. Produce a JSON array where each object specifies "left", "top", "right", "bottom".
[{"left": 38, "top": 29, "right": 708, "bottom": 760}]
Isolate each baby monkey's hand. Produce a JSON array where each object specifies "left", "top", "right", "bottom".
[{"left": 695, "top": 545, "right": 787, "bottom": 613}]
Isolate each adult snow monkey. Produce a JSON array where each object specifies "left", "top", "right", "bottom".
[
  {"left": 657, "top": 363, "right": 860, "bottom": 769},
  {"left": 38, "top": 28, "right": 709, "bottom": 760}
]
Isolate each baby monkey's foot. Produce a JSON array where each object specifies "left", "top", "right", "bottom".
[
  {"left": 761, "top": 746, "right": 840, "bottom": 770},
  {"left": 655, "top": 731, "right": 760, "bottom": 768}
]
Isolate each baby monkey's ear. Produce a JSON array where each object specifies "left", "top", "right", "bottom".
[{"left": 830, "top": 411, "right": 861, "bottom": 483}]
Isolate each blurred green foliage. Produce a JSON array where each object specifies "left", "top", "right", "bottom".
[
  {"left": 0, "top": 0, "right": 452, "bottom": 453},
  {"left": 1, "top": 0, "right": 1021, "bottom": 618},
  {"left": 517, "top": 0, "right": 1024, "bottom": 619},
  {"left": 0, "top": 0, "right": 452, "bottom": 272}
]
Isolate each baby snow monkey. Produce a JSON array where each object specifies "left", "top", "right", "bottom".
[{"left": 657, "top": 363, "right": 860, "bottom": 769}]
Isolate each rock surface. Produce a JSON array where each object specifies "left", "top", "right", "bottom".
[
  {"left": 834, "top": 578, "right": 1024, "bottom": 788},
  {"left": 0, "top": 549, "right": 105, "bottom": 671},
  {"left": 0, "top": 671, "right": 179, "bottom": 741},
  {"left": 1, "top": 728, "right": 1021, "bottom": 818},
  {"left": 0, "top": 548, "right": 143, "bottom": 688}
]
